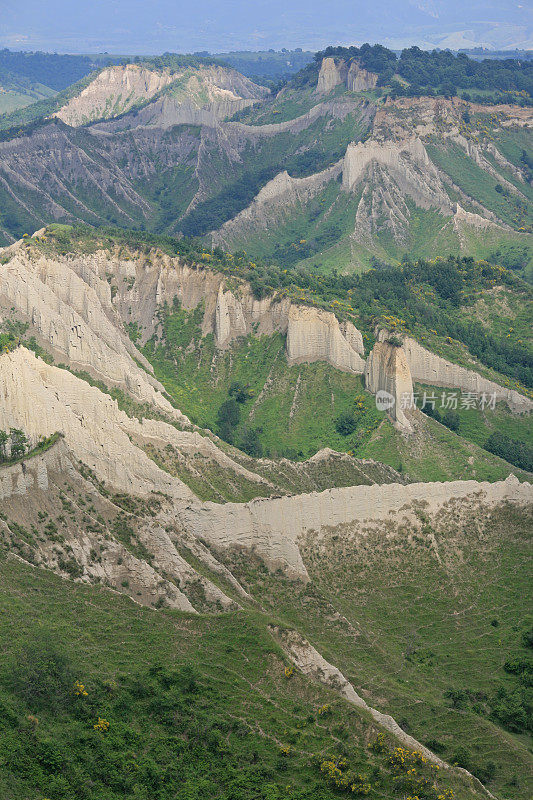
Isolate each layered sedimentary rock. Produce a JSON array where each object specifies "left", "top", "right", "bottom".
[
  {"left": 364, "top": 336, "right": 414, "bottom": 431},
  {"left": 286, "top": 305, "right": 365, "bottom": 373},
  {"left": 342, "top": 137, "right": 450, "bottom": 212},
  {"left": 316, "top": 57, "right": 378, "bottom": 94},
  {"left": 346, "top": 62, "right": 379, "bottom": 91},
  {"left": 402, "top": 335, "right": 533, "bottom": 413},
  {"left": 55, "top": 65, "right": 177, "bottom": 126},
  {"left": 0, "top": 242, "right": 176, "bottom": 416},
  {"left": 179, "top": 474, "right": 532, "bottom": 580},
  {"left": 91, "top": 65, "right": 268, "bottom": 132},
  {"left": 215, "top": 284, "right": 247, "bottom": 346},
  {"left": 0, "top": 347, "right": 265, "bottom": 499},
  {"left": 316, "top": 57, "right": 347, "bottom": 94},
  {"left": 54, "top": 64, "right": 267, "bottom": 128}
]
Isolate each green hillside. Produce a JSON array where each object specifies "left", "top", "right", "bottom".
[{"left": 0, "top": 491, "right": 530, "bottom": 800}]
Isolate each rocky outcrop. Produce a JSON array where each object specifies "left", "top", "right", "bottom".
[
  {"left": 342, "top": 137, "right": 450, "bottom": 212},
  {"left": 317, "top": 57, "right": 347, "bottom": 94},
  {"left": 0, "top": 437, "right": 70, "bottom": 501},
  {"left": 0, "top": 438, "right": 241, "bottom": 613},
  {"left": 346, "top": 62, "right": 379, "bottom": 92},
  {"left": 0, "top": 347, "right": 266, "bottom": 499},
  {"left": 55, "top": 65, "right": 177, "bottom": 126},
  {"left": 286, "top": 305, "right": 365, "bottom": 374},
  {"left": 178, "top": 474, "right": 532, "bottom": 579},
  {"left": 215, "top": 285, "right": 247, "bottom": 346},
  {"left": 54, "top": 63, "right": 266, "bottom": 129},
  {"left": 316, "top": 57, "right": 378, "bottom": 94},
  {"left": 0, "top": 243, "right": 178, "bottom": 417},
  {"left": 364, "top": 336, "right": 414, "bottom": 431},
  {"left": 91, "top": 65, "right": 268, "bottom": 132},
  {"left": 402, "top": 335, "right": 533, "bottom": 413}
]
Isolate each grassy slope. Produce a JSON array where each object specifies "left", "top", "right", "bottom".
[
  {"left": 222, "top": 503, "right": 533, "bottom": 800},
  {"left": 0, "top": 556, "right": 483, "bottom": 800},
  {"left": 141, "top": 303, "right": 531, "bottom": 480}
]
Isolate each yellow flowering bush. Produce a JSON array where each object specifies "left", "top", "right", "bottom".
[
  {"left": 74, "top": 680, "right": 88, "bottom": 697},
  {"left": 284, "top": 666, "right": 294, "bottom": 679},
  {"left": 93, "top": 717, "right": 110, "bottom": 732}
]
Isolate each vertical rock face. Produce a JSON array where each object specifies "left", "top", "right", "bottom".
[
  {"left": 179, "top": 475, "right": 532, "bottom": 579},
  {"left": 215, "top": 285, "right": 247, "bottom": 347},
  {"left": 364, "top": 337, "right": 414, "bottom": 431},
  {"left": 0, "top": 246, "right": 175, "bottom": 416},
  {"left": 316, "top": 57, "right": 346, "bottom": 94},
  {"left": 316, "top": 58, "right": 378, "bottom": 94},
  {"left": 286, "top": 305, "right": 365, "bottom": 374},
  {"left": 346, "top": 62, "right": 378, "bottom": 91},
  {"left": 402, "top": 336, "right": 533, "bottom": 413}
]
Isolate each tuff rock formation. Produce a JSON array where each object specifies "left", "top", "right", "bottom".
[
  {"left": 316, "top": 57, "right": 378, "bottom": 94},
  {"left": 0, "top": 240, "right": 176, "bottom": 416},
  {"left": 342, "top": 137, "right": 450, "bottom": 213},
  {"left": 178, "top": 474, "right": 532, "bottom": 580},
  {"left": 55, "top": 63, "right": 267, "bottom": 128},
  {"left": 286, "top": 304, "right": 365, "bottom": 373},
  {"left": 402, "top": 335, "right": 533, "bottom": 413},
  {"left": 0, "top": 346, "right": 266, "bottom": 499},
  {"left": 364, "top": 334, "right": 414, "bottom": 431},
  {"left": 55, "top": 65, "right": 177, "bottom": 126}
]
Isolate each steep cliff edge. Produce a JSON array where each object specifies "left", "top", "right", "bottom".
[
  {"left": 179, "top": 474, "right": 531, "bottom": 579},
  {"left": 316, "top": 57, "right": 378, "bottom": 94},
  {"left": 0, "top": 240, "right": 176, "bottom": 416},
  {"left": 54, "top": 63, "right": 267, "bottom": 128},
  {"left": 402, "top": 334, "right": 533, "bottom": 413},
  {"left": 364, "top": 336, "right": 414, "bottom": 431},
  {"left": 0, "top": 347, "right": 267, "bottom": 499},
  {"left": 0, "top": 438, "right": 244, "bottom": 613},
  {"left": 286, "top": 304, "right": 365, "bottom": 374}
]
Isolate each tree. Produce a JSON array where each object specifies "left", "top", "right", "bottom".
[
  {"left": 335, "top": 412, "right": 358, "bottom": 436},
  {"left": 216, "top": 398, "right": 241, "bottom": 442},
  {"left": 9, "top": 428, "right": 28, "bottom": 460},
  {"left": 228, "top": 382, "right": 253, "bottom": 403},
  {"left": 240, "top": 427, "right": 263, "bottom": 457}
]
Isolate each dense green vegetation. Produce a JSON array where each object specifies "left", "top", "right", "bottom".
[
  {"left": 179, "top": 112, "right": 367, "bottom": 237},
  {"left": 0, "top": 50, "right": 110, "bottom": 92},
  {"left": 485, "top": 431, "right": 533, "bottom": 472},
  {"left": 0, "top": 557, "right": 483, "bottom": 800},
  {"left": 34, "top": 227, "right": 533, "bottom": 398},
  {"left": 297, "top": 44, "right": 533, "bottom": 103},
  {"left": 223, "top": 502, "right": 533, "bottom": 800}
]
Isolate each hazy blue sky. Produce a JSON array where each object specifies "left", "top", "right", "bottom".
[{"left": 1, "top": 0, "right": 531, "bottom": 53}]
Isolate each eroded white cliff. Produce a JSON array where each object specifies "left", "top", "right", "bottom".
[
  {"left": 0, "top": 347, "right": 265, "bottom": 499},
  {"left": 179, "top": 474, "right": 532, "bottom": 579},
  {"left": 364, "top": 336, "right": 414, "bottom": 431},
  {"left": 0, "top": 243, "right": 177, "bottom": 417},
  {"left": 286, "top": 305, "right": 365, "bottom": 373},
  {"left": 402, "top": 335, "right": 533, "bottom": 413}
]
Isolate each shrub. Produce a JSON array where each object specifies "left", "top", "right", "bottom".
[
  {"left": 335, "top": 412, "right": 358, "bottom": 436},
  {"left": 4, "top": 632, "right": 74, "bottom": 712}
]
